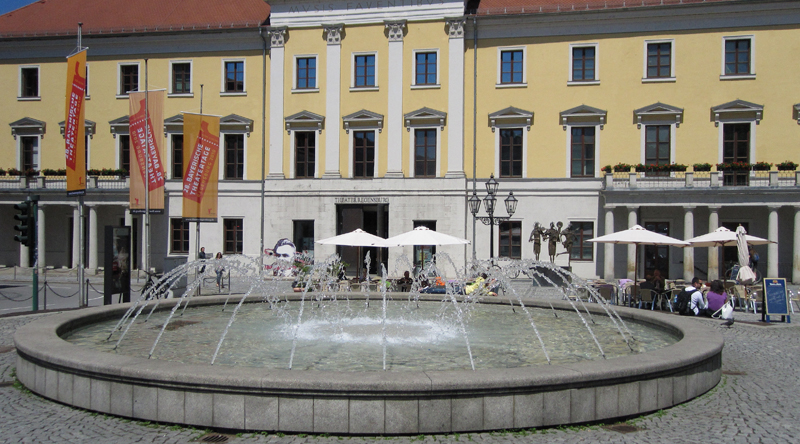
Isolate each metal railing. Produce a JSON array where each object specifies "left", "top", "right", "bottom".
[
  {"left": 607, "top": 170, "right": 800, "bottom": 190},
  {"left": 0, "top": 175, "right": 129, "bottom": 191}
]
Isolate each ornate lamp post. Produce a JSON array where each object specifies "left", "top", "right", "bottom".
[{"left": 468, "top": 174, "right": 518, "bottom": 260}]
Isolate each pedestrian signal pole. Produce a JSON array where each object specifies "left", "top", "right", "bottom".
[{"left": 14, "top": 195, "right": 39, "bottom": 311}]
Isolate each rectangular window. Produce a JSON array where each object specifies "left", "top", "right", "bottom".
[
  {"left": 171, "top": 134, "right": 184, "bottom": 179},
  {"left": 20, "top": 67, "right": 39, "bottom": 98},
  {"left": 353, "top": 131, "right": 375, "bottom": 178},
  {"left": 296, "top": 57, "right": 316, "bottom": 89},
  {"left": 722, "top": 123, "right": 750, "bottom": 186},
  {"left": 499, "top": 221, "right": 522, "bottom": 259},
  {"left": 499, "top": 128, "right": 523, "bottom": 178},
  {"left": 224, "top": 218, "right": 243, "bottom": 254},
  {"left": 500, "top": 50, "right": 524, "bottom": 84},
  {"left": 293, "top": 220, "right": 315, "bottom": 254},
  {"left": 354, "top": 54, "right": 376, "bottom": 87},
  {"left": 725, "top": 38, "right": 751, "bottom": 75},
  {"left": 20, "top": 136, "right": 39, "bottom": 171},
  {"left": 570, "top": 127, "right": 595, "bottom": 178},
  {"left": 119, "top": 135, "right": 131, "bottom": 173},
  {"left": 119, "top": 64, "right": 139, "bottom": 95},
  {"left": 645, "top": 125, "right": 671, "bottom": 167},
  {"left": 646, "top": 42, "right": 671, "bottom": 79},
  {"left": 295, "top": 132, "right": 316, "bottom": 178},
  {"left": 571, "top": 46, "right": 596, "bottom": 81},
  {"left": 171, "top": 62, "right": 191, "bottom": 94},
  {"left": 569, "top": 222, "right": 594, "bottom": 261},
  {"left": 413, "top": 220, "right": 436, "bottom": 270},
  {"left": 415, "top": 52, "right": 437, "bottom": 85},
  {"left": 170, "top": 218, "right": 190, "bottom": 254},
  {"left": 224, "top": 134, "right": 244, "bottom": 180},
  {"left": 414, "top": 129, "right": 437, "bottom": 177},
  {"left": 224, "top": 61, "right": 245, "bottom": 93}
]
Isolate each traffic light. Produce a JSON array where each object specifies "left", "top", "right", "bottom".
[{"left": 13, "top": 199, "right": 36, "bottom": 247}]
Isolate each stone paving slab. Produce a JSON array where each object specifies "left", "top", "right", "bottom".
[{"left": 2, "top": 298, "right": 800, "bottom": 443}]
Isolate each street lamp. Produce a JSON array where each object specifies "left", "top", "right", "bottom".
[{"left": 469, "top": 174, "right": 517, "bottom": 260}]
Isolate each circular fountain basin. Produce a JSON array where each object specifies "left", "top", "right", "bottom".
[{"left": 14, "top": 294, "right": 723, "bottom": 434}]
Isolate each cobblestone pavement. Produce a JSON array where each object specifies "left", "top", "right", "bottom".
[{"left": 2, "top": 292, "right": 799, "bottom": 443}]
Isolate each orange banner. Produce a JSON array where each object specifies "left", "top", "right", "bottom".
[
  {"left": 65, "top": 49, "right": 87, "bottom": 196},
  {"left": 182, "top": 113, "right": 220, "bottom": 222},
  {"left": 128, "top": 90, "right": 165, "bottom": 213}
]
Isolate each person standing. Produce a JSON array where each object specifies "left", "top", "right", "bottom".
[
  {"left": 198, "top": 247, "right": 207, "bottom": 273},
  {"left": 214, "top": 252, "right": 225, "bottom": 291}
]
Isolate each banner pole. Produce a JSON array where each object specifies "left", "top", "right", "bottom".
[
  {"left": 144, "top": 59, "right": 150, "bottom": 276},
  {"left": 195, "top": 85, "right": 203, "bottom": 290},
  {"left": 77, "top": 23, "right": 86, "bottom": 307}
]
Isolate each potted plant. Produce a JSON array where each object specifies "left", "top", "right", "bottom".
[
  {"left": 601, "top": 165, "right": 612, "bottom": 174},
  {"left": 692, "top": 163, "right": 712, "bottom": 172},
  {"left": 716, "top": 161, "right": 751, "bottom": 171},
  {"left": 669, "top": 163, "right": 688, "bottom": 172},
  {"left": 87, "top": 168, "right": 102, "bottom": 176},
  {"left": 612, "top": 162, "right": 633, "bottom": 173},
  {"left": 777, "top": 161, "right": 798, "bottom": 171},
  {"left": 752, "top": 161, "right": 772, "bottom": 171},
  {"left": 7, "top": 168, "right": 21, "bottom": 176},
  {"left": 0, "top": 168, "right": 6, "bottom": 176},
  {"left": 41, "top": 168, "right": 67, "bottom": 176}
]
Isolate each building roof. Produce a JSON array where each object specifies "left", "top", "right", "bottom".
[
  {"left": 0, "top": 0, "right": 270, "bottom": 38},
  {"left": 472, "top": 0, "right": 740, "bottom": 16}
]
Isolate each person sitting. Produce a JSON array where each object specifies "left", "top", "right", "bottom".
[
  {"left": 686, "top": 277, "right": 707, "bottom": 316},
  {"left": 649, "top": 269, "right": 666, "bottom": 293},
  {"left": 396, "top": 271, "right": 413, "bottom": 292},
  {"left": 705, "top": 280, "right": 728, "bottom": 316}
]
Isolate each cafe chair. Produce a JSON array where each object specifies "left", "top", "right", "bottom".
[{"left": 637, "top": 288, "right": 657, "bottom": 310}]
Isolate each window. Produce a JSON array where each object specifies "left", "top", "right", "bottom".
[
  {"left": 353, "top": 131, "right": 375, "bottom": 178},
  {"left": 19, "top": 66, "right": 39, "bottom": 98},
  {"left": 224, "top": 219, "right": 243, "bottom": 254},
  {"left": 20, "top": 136, "right": 39, "bottom": 171},
  {"left": 500, "top": 50, "right": 523, "bottom": 84},
  {"left": 645, "top": 42, "right": 672, "bottom": 79},
  {"left": 224, "top": 134, "right": 244, "bottom": 180},
  {"left": 354, "top": 54, "right": 376, "bottom": 88},
  {"left": 722, "top": 123, "right": 750, "bottom": 186},
  {"left": 296, "top": 57, "right": 317, "bottom": 89},
  {"left": 568, "top": 222, "right": 594, "bottom": 261},
  {"left": 645, "top": 125, "right": 671, "bottom": 167},
  {"left": 570, "top": 44, "right": 598, "bottom": 83},
  {"left": 170, "top": 218, "right": 190, "bottom": 254},
  {"left": 295, "top": 132, "right": 315, "bottom": 178},
  {"left": 499, "top": 221, "right": 522, "bottom": 259},
  {"left": 414, "top": 129, "right": 436, "bottom": 177},
  {"left": 119, "top": 64, "right": 139, "bottom": 95},
  {"left": 499, "top": 129, "right": 523, "bottom": 178},
  {"left": 223, "top": 60, "right": 245, "bottom": 93},
  {"left": 293, "top": 220, "right": 315, "bottom": 255},
  {"left": 171, "top": 134, "right": 184, "bottom": 179},
  {"left": 413, "top": 221, "right": 436, "bottom": 270},
  {"left": 570, "top": 127, "right": 595, "bottom": 178},
  {"left": 119, "top": 135, "right": 131, "bottom": 173},
  {"left": 724, "top": 38, "right": 752, "bottom": 76},
  {"left": 171, "top": 62, "right": 191, "bottom": 95},
  {"left": 414, "top": 51, "right": 437, "bottom": 86}
]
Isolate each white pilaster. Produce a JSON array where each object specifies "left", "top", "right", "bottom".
[
  {"left": 445, "top": 17, "right": 466, "bottom": 178},
  {"left": 793, "top": 206, "right": 800, "bottom": 284},
  {"left": 768, "top": 205, "right": 779, "bottom": 278},
  {"left": 708, "top": 206, "right": 720, "bottom": 281},
  {"left": 88, "top": 205, "right": 98, "bottom": 272},
  {"left": 124, "top": 207, "right": 133, "bottom": 228},
  {"left": 385, "top": 20, "right": 405, "bottom": 178},
  {"left": 37, "top": 204, "right": 45, "bottom": 270},
  {"left": 72, "top": 205, "right": 81, "bottom": 269},
  {"left": 604, "top": 206, "right": 615, "bottom": 281},
  {"left": 684, "top": 206, "right": 695, "bottom": 281},
  {"left": 19, "top": 241, "right": 29, "bottom": 268},
  {"left": 323, "top": 24, "right": 343, "bottom": 178},
  {"left": 627, "top": 208, "right": 637, "bottom": 280},
  {"left": 268, "top": 27, "right": 287, "bottom": 179}
]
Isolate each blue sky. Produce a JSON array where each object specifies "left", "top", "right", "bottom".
[{"left": 0, "top": 0, "right": 39, "bottom": 15}]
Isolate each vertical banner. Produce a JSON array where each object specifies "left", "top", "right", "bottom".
[
  {"left": 128, "top": 90, "right": 165, "bottom": 213},
  {"left": 65, "top": 49, "right": 87, "bottom": 196},
  {"left": 182, "top": 113, "right": 220, "bottom": 222}
]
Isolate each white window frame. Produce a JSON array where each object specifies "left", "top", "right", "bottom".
[
  {"left": 220, "top": 58, "right": 247, "bottom": 96},
  {"left": 717, "top": 120, "right": 757, "bottom": 165},
  {"left": 411, "top": 48, "right": 440, "bottom": 89},
  {"left": 17, "top": 135, "right": 41, "bottom": 170},
  {"left": 640, "top": 124, "right": 677, "bottom": 166},
  {"left": 168, "top": 60, "right": 193, "bottom": 97},
  {"left": 288, "top": 130, "right": 319, "bottom": 179},
  {"left": 292, "top": 54, "right": 319, "bottom": 93},
  {"left": 18, "top": 65, "right": 40, "bottom": 101},
  {"left": 494, "top": 126, "right": 528, "bottom": 178},
  {"left": 84, "top": 64, "right": 90, "bottom": 100},
  {"left": 720, "top": 35, "right": 756, "bottom": 80},
  {"left": 220, "top": 132, "right": 247, "bottom": 180},
  {"left": 167, "top": 133, "right": 184, "bottom": 180},
  {"left": 565, "top": 219, "right": 596, "bottom": 262},
  {"left": 408, "top": 126, "right": 441, "bottom": 178},
  {"left": 350, "top": 51, "right": 379, "bottom": 91},
  {"left": 642, "top": 39, "right": 676, "bottom": 83},
  {"left": 495, "top": 46, "right": 527, "bottom": 88},
  {"left": 348, "top": 129, "right": 380, "bottom": 178},
  {"left": 564, "top": 124, "right": 601, "bottom": 178},
  {"left": 568, "top": 43, "right": 599, "bottom": 85},
  {"left": 116, "top": 62, "right": 141, "bottom": 98}
]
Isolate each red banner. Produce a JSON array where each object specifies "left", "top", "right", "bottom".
[
  {"left": 182, "top": 113, "right": 220, "bottom": 222},
  {"left": 128, "top": 90, "right": 165, "bottom": 213},
  {"left": 65, "top": 49, "right": 87, "bottom": 196},
  {"left": 183, "top": 121, "right": 220, "bottom": 203},
  {"left": 130, "top": 98, "right": 165, "bottom": 191}
]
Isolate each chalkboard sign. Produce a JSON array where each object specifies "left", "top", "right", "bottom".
[{"left": 763, "top": 278, "right": 790, "bottom": 317}]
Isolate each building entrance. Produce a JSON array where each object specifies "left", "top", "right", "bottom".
[{"left": 336, "top": 204, "right": 388, "bottom": 278}]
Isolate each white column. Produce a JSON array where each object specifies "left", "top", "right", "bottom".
[
  {"left": 124, "top": 207, "right": 133, "bottom": 228},
  {"left": 72, "top": 205, "right": 81, "bottom": 268},
  {"left": 37, "top": 204, "right": 45, "bottom": 270},
  {"left": 19, "top": 241, "right": 29, "bottom": 268},
  {"left": 323, "top": 25, "right": 343, "bottom": 178},
  {"left": 684, "top": 206, "right": 695, "bottom": 281},
  {"left": 445, "top": 18, "right": 466, "bottom": 178},
  {"left": 88, "top": 205, "right": 98, "bottom": 272},
  {"left": 267, "top": 27, "right": 287, "bottom": 179},
  {"left": 768, "top": 205, "right": 779, "bottom": 278},
  {"left": 793, "top": 206, "right": 800, "bottom": 284},
  {"left": 385, "top": 21, "right": 405, "bottom": 178},
  {"left": 707, "top": 206, "right": 720, "bottom": 281},
  {"left": 627, "top": 208, "right": 637, "bottom": 280},
  {"left": 604, "top": 206, "right": 615, "bottom": 280}
]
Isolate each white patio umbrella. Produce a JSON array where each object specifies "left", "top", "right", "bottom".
[
  {"left": 316, "top": 229, "right": 386, "bottom": 278},
  {"left": 736, "top": 225, "right": 758, "bottom": 284},
  {"left": 685, "top": 226, "right": 771, "bottom": 247},
  {"left": 589, "top": 224, "right": 689, "bottom": 298},
  {"left": 376, "top": 226, "right": 470, "bottom": 247}
]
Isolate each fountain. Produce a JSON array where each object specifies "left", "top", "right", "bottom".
[{"left": 14, "top": 254, "right": 723, "bottom": 434}]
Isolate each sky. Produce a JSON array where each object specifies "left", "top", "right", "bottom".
[{"left": 0, "top": 0, "right": 39, "bottom": 16}]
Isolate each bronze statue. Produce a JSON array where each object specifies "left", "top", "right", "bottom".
[
  {"left": 545, "top": 222, "right": 562, "bottom": 263},
  {"left": 560, "top": 223, "right": 578, "bottom": 267},
  {"left": 528, "top": 222, "right": 545, "bottom": 261}
]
